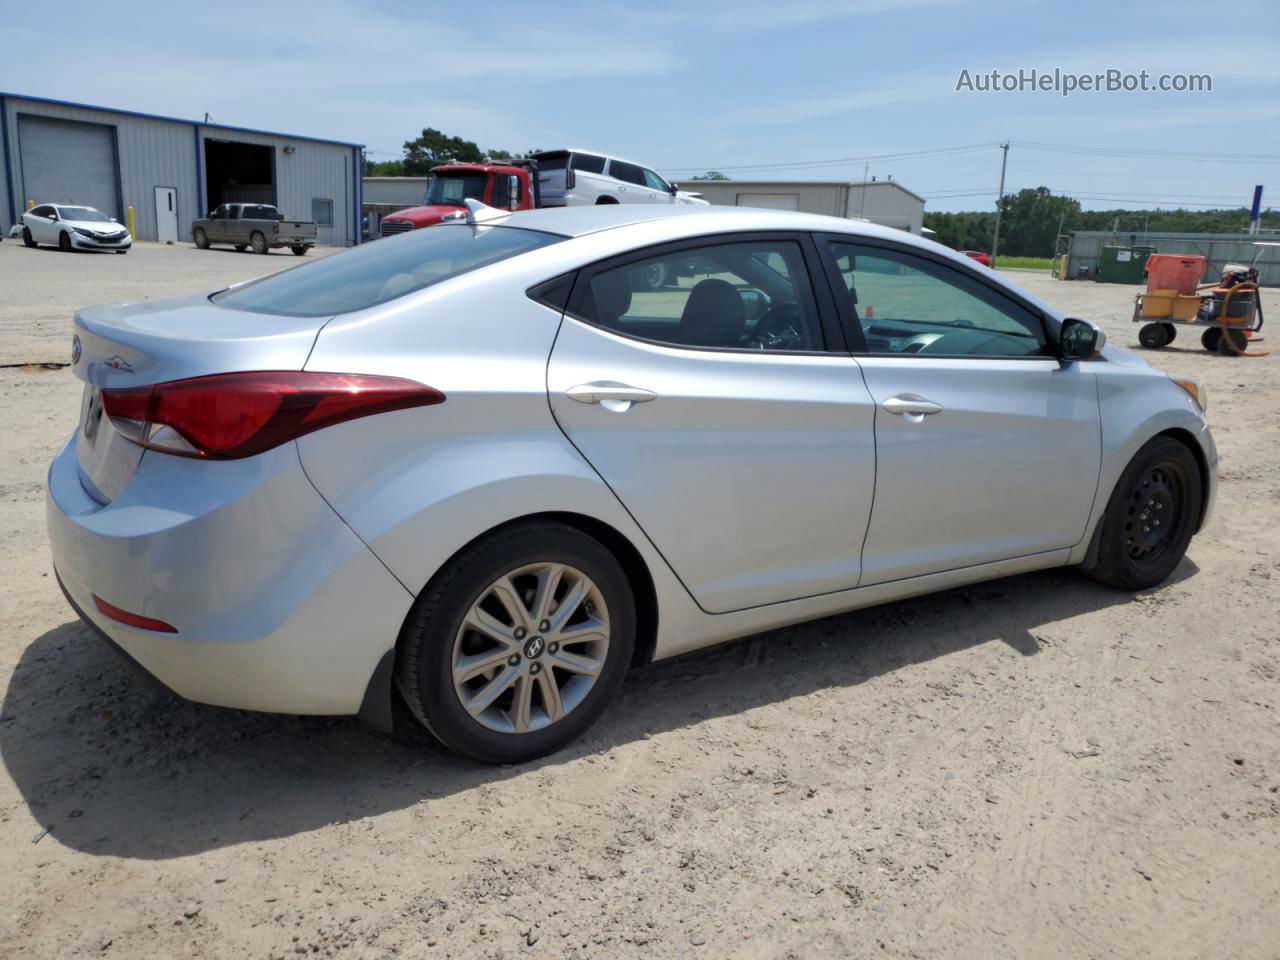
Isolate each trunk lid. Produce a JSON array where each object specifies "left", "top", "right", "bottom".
[{"left": 70, "top": 293, "right": 329, "bottom": 503}]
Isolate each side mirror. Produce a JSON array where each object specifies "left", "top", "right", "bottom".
[
  {"left": 669, "top": 183, "right": 678, "bottom": 195},
  {"left": 1058, "top": 317, "right": 1106, "bottom": 361},
  {"left": 49, "top": 212, "right": 58, "bottom": 221},
  {"left": 508, "top": 175, "right": 519, "bottom": 210}
]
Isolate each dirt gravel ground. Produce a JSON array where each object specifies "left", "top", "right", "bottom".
[{"left": 0, "top": 241, "right": 1277, "bottom": 960}]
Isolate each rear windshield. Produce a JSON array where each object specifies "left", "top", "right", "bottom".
[
  {"left": 533, "top": 151, "right": 568, "bottom": 171},
  {"left": 212, "top": 225, "right": 563, "bottom": 317}
]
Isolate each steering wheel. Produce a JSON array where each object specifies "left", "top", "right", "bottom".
[{"left": 749, "top": 301, "right": 803, "bottom": 350}]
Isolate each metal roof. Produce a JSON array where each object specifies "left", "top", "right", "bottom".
[
  {"left": 671, "top": 178, "right": 926, "bottom": 204},
  {"left": 0, "top": 91, "right": 363, "bottom": 148}
]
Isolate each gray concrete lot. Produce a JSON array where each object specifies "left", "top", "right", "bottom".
[
  {"left": 1, "top": 240, "right": 339, "bottom": 364},
  {"left": 0, "top": 243, "right": 1277, "bottom": 959}
]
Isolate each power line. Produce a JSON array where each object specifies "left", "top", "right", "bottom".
[
  {"left": 664, "top": 142, "right": 1002, "bottom": 175},
  {"left": 1011, "top": 141, "right": 1280, "bottom": 165}
]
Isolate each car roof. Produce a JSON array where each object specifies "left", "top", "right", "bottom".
[{"left": 503, "top": 203, "right": 932, "bottom": 248}]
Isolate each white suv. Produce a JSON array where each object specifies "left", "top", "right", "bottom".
[{"left": 531, "top": 150, "right": 707, "bottom": 207}]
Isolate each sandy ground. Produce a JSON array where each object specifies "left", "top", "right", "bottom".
[{"left": 0, "top": 241, "right": 1277, "bottom": 960}]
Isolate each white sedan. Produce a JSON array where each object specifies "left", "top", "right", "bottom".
[{"left": 22, "top": 204, "right": 131, "bottom": 253}]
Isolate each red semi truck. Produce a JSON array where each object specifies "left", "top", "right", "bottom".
[{"left": 378, "top": 161, "right": 540, "bottom": 237}]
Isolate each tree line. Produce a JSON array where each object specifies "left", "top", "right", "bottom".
[
  {"left": 364, "top": 128, "right": 538, "bottom": 177},
  {"left": 923, "top": 187, "right": 1279, "bottom": 256}
]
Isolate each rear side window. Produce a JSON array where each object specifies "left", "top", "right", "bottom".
[
  {"left": 608, "top": 160, "right": 646, "bottom": 186},
  {"left": 573, "top": 153, "right": 606, "bottom": 174},
  {"left": 213, "top": 225, "right": 563, "bottom": 317}
]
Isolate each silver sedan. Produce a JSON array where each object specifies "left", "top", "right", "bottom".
[{"left": 47, "top": 203, "right": 1216, "bottom": 762}]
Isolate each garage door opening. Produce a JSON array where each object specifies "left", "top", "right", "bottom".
[{"left": 204, "top": 139, "right": 275, "bottom": 212}]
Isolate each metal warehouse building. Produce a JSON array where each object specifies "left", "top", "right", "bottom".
[
  {"left": 673, "top": 178, "right": 926, "bottom": 234},
  {"left": 1, "top": 92, "right": 364, "bottom": 246}
]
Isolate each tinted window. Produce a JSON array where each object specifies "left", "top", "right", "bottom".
[
  {"left": 533, "top": 151, "right": 568, "bottom": 171},
  {"left": 311, "top": 198, "right": 333, "bottom": 226},
  {"left": 576, "top": 240, "right": 823, "bottom": 352},
  {"left": 491, "top": 174, "right": 510, "bottom": 209},
  {"left": 608, "top": 160, "right": 646, "bottom": 187},
  {"left": 573, "top": 153, "right": 606, "bottom": 174},
  {"left": 32, "top": 205, "right": 54, "bottom": 218},
  {"left": 642, "top": 169, "right": 669, "bottom": 192},
  {"left": 826, "top": 241, "right": 1047, "bottom": 357},
  {"left": 214, "top": 225, "right": 562, "bottom": 318}
]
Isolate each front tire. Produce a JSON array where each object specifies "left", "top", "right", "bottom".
[
  {"left": 193, "top": 228, "right": 210, "bottom": 249},
  {"left": 22, "top": 227, "right": 37, "bottom": 248},
  {"left": 1085, "top": 436, "right": 1202, "bottom": 591},
  {"left": 250, "top": 231, "right": 268, "bottom": 255},
  {"left": 58, "top": 231, "right": 72, "bottom": 252},
  {"left": 395, "top": 522, "right": 635, "bottom": 763}
]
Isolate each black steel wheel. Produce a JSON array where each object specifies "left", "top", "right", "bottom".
[
  {"left": 1138, "top": 323, "right": 1171, "bottom": 349},
  {"left": 1201, "top": 328, "right": 1222, "bottom": 352},
  {"left": 1218, "top": 328, "right": 1248, "bottom": 355},
  {"left": 1084, "top": 436, "right": 1202, "bottom": 591}
]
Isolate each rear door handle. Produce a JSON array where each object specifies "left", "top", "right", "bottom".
[
  {"left": 565, "top": 381, "right": 658, "bottom": 412},
  {"left": 882, "top": 394, "right": 943, "bottom": 416}
]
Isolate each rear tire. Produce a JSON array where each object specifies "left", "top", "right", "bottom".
[
  {"left": 395, "top": 522, "right": 635, "bottom": 763},
  {"left": 250, "top": 231, "right": 268, "bottom": 255},
  {"left": 234, "top": 244, "right": 247, "bottom": 252},
  {"left": 1085, "top": 436, "right": 1202, "bottom": 591},
  {"left": 58, "top": 231, "right": 72, "bottom": 252},
  {"left": 22, "top": 227, "right": 36, "bottom": 248},
  {"left": 193, "top": 228, "right": 209, "bottom": 249},
  {"left": 290, "top": 245, "right": 308, "bottom": 256}
]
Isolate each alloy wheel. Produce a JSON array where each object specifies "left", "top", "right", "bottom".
[{"left": 451, "top": 562, "right": 610, "bottom": 735}]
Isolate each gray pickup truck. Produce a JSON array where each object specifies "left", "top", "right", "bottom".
[{"left": 191, "top": 203, "right": 317, "bottom": 256}]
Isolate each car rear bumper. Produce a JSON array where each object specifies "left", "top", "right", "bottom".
[{"left": 47, "top": 433, "right": 413, "bottom": 716}]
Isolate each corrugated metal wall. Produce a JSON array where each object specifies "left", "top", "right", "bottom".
[
  {"left": 2, "top": 97, "right": 197, "bottom": 243},
  {"left": 1065, "top": 231, "right": 1280, "bottom": 286},
  {"left": 199, "top": 125, "right": 356, "bottom": 246},
  {"left": 673, "top": 179, "right": 925, "bottom": 234},
  {"left": 362, "top": 177, "right": 429, "bottom": 206},
  {"left": 2, "top": 96, "right": 361, "bottom": 245}
]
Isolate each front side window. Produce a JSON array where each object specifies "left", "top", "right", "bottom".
[
  {"left": 425, "top": 173, "right": 487, "bottom": 206},
  {"left": 214, "top": 224, "right": 562, "bottom": 317},
  {"left": 826, "top": 241, "right": 1047, "bottom": 357},
  {"left": 642, "top": 169, "right": 669, "bottom": 192},
  {"left": 575, "top": 239, "right": 823, "bottom": 352},
  {"left": 311, "top": 198, "right": 333, "bottom": 226}
]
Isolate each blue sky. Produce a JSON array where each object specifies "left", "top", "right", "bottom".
[{"left": 5, "top": 0, "right": 1278, "bottom": 213}]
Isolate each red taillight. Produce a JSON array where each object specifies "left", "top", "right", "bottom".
[
  {"left": 101, "top": 371, "right": 444, "bottom": 460},
  {"left": 93, "top": 595, "right": 178, "bottom": 633}
]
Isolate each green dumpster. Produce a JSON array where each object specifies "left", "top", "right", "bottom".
[{"left": 1096, "top": 244, "right": 1155, "bottom": 284}]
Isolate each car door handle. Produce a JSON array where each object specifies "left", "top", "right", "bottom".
[
  {"left": 882, "top": 394, "right": 943, "bottom": 416},
  {"left": 565, "top": 381, "right": 658, "bottom": 410}
]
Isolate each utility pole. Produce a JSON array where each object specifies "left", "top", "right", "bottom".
[{"left": 991, "top": 142, "right": 1009, "bottom": 263}]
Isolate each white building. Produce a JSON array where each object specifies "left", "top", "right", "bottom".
[{"left": 672, "top": 178, "right": 925, "bottom": 234}]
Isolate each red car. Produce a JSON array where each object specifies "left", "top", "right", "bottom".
[{"left": 961, "top": 249, "right": 993, "bottom": 267}]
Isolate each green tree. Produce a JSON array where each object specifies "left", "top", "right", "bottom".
[
  {"left": 401, "top": 128, "right": 485, "bottom": 175},
  {"left": 691, "top": 171, "right": 729, "bottom": 180}
]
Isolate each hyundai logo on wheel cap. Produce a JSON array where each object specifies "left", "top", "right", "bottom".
[{"left": 523, "top": 636, "right": 546, "bottom": 659}]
